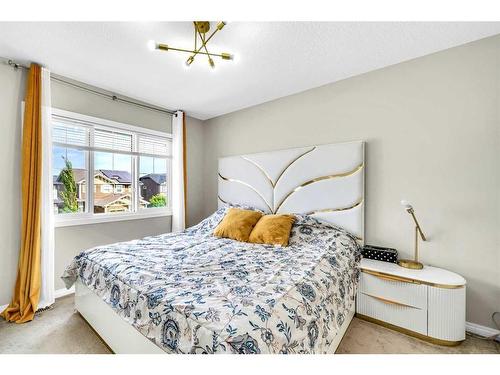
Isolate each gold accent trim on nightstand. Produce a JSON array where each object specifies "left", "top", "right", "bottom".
[
  {"left": 361, "top": 269, "right": 465, "bottom": 289},
  {"left": 355, "top": 313, "right": 464, "bottom": 347},
  {"left": 360, "top": 292, "right": 421, "bottom": 309}
]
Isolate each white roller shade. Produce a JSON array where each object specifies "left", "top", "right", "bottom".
[
  {"left": 94, "top": 128, "right": 133, "bottom": 152},
  {"left": 138, "top": 134, "right": 171, "bottom": 157},
  {"left": 52, "top": 120, "right": 89, "bottom": 147}
]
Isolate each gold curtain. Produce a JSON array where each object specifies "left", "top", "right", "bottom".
[{"left": 1, "top": 63, "right": 43, "bottom": 323}]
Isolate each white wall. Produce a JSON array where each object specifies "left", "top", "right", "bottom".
[{"left": 202, "top": 35, "right": 500, "bottom": 329}]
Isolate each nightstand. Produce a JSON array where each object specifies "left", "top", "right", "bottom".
[{"left": 356, "top": 258, "right": 466, "bottom": 346}]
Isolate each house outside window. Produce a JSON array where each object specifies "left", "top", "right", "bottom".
[
  {"left": 101, "top": 184, "right": 113, "bottom": 194},
  {"left": 52, "top": 108, "right": 172, "bottom": 227}
]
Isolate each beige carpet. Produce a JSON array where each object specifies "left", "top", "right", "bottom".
[{"left": 0, "top": 295, "right": 498, "bottom": 354}]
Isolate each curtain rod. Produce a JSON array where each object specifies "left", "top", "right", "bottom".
[{"left": 3, "top": 58, "right": 178, "bottom": 116}]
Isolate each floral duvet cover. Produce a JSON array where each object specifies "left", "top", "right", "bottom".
[{"left": 62, "top": 207, "right": 361, "bottom": 354}]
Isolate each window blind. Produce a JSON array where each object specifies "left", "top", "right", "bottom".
[
  {"left": 94, "top": 129, "right": 133, "bottom": 152},
  {"left": 138, "top": 134, "right": 171, "bottom": 157},
  {"left": 53, "top": 120, "right": 89, "bottom": 147},
  {"left": 52, "top": 116, "right": 171, "bottom": 158}
]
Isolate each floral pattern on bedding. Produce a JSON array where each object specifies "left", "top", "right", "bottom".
[{"left": 62, "top": 208, "right": 361, "bottom": 354}]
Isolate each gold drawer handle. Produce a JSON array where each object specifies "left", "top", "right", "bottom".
[
  {"left": 361, "top": 292, "right": 421, "bottom": 310},
  {"left": 363, "top": 269, "right": 421, "bottom": 285}
]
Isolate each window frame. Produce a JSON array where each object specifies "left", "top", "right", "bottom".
[{"left": 52, "top": 108, "right": 172, "bottom": 228}]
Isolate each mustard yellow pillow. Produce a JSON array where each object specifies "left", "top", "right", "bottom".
[
  {"left": 248, "top": 214, "right": 296, "bottom": 247},
  {"left": 213, "top": 208, "right": 263, "bottom": 242}
]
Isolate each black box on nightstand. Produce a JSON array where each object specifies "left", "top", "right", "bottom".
[{"left": 362, "top": 245, "right": 398, "bottom": 263}]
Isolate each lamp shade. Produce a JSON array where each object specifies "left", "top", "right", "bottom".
[
  {"left": 147, "top": 40, "right": 157, "bottom": 51},
  {"left": 401, "top": 199, "right": 413, "bottom": 210}
]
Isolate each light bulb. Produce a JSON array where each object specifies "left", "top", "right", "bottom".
[
  {"left": 147, "top": 40, "right": 157, "bottom": 51},
  {"left": 185, "top": 56, "right": 194, "bottom": 66},
  {"left": 401, "top": 200, "right": 413, "bottom": 210}
]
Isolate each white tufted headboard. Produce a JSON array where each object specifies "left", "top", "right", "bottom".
[{"left": 218, "top": 141, "right": 365, "bottom": 243}]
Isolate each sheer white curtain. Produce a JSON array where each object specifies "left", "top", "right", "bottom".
[
  {"left": 171, "top": 111, "right": 186, "bottom": 232},
  {"left": 38, "top": 67, "right": 54, "bottom": 309}
]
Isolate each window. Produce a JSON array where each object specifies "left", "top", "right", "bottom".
[
  {"left": 138, "top": 135, "right": 170, "bottom": 209},
  {"left": 100, "top": 184, "right": 113, "bottom": 194},
  {"left": 52, "top": 109, "right": 172, "bottom": 226},
  {"left": 52, "top": 121, "right": 89, "bottom": 215}
]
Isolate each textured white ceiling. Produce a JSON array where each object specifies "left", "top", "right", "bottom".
[{"left": 1, "top": 22, "right": 499, "bottom": 120}]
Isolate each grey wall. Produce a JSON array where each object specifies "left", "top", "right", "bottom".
[
  {"left": 51, "top": 78, "right": 171, "bottom": 133},
  {"left": 185, "top": 116, "right": 206, "bottom": 226},
  {"left": 0, "top": 63, "right": 24, "bottom": 306},
  {"left": 54, "top": 216, "right": 171, "bottom": 290},
  {"left": 202, "top": 35, "right": 500, "bottom": 329}
]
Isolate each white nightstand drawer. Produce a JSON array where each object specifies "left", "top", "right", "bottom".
[
  {"left": 357, "top": 259, "right": 466, "bottom": 346},
  {"left": 359, "top": 271, "right": 427, "bottom": 309},
  {"left": 357, "top": 290, "right": 427, "bottom": 335}
]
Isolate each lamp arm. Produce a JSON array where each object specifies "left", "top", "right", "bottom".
[{"left": 408, "top": 209, "right": 427, "bottom": 241}]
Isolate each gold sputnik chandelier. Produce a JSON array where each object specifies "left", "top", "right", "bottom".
[{"left": 148, "top": 21, "right": 233, "bottom": 68}]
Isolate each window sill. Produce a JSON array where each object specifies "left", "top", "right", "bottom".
[{"left": 54, "top": 210, "right": 172, "bottom": 228}]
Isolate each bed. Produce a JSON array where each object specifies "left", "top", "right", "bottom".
[{"left": 63, "top": 140, "right": 365, "bottom": 354}]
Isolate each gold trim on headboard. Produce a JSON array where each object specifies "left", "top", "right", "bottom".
[
  {"left": 241, "top": 147, "right": 317, "bottom": 189},
  {"left": 273, "top": 146, "right": 316, "bottom": 188},
  {"left": 274, "top": 163, "right": 364, "bottom": 213},
  {"left": 241, "top": 156, "right": 275, "bottom": 187},
  {"left": 305, "top": 199, "right": 363, "bottom": 215},
  {"left": 240, "top": 146, "right": 316, "bottom": 210},
  {"left": 218, "top": 173, "right": 273, "bottom": 212}
]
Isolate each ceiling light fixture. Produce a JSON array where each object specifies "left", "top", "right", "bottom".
[{"left": 149, "top": 21, "right": 233, "bottom": 69}]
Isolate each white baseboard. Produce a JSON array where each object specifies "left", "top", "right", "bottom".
[
  {"left": 466, "top": 321, "right": 500, "bottom": 341},
  {"left": 0, "top": 303, "right": 7, "bottom": 312},
  {"left": 54, "top": 286, "right": 75, "bottom": 299}
]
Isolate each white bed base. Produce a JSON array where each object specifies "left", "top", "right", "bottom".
[
  {"left": 75, "top": 279, "right": 163, "bottom": 354},
  {"left": 75, "top": 279, "right": 355, "bottom": 354},
  {"left": 75, "top": 141, "right": 364, "bottom": 354}
]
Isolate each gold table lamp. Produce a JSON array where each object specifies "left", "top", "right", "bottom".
[{"left": 398, "top": 200, "right": 427, "bottom": 270}]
